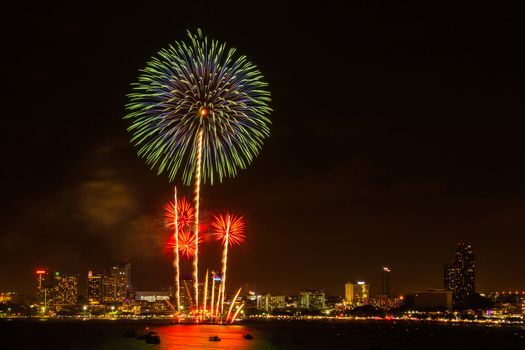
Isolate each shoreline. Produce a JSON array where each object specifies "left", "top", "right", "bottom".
[{"left": 1, "top": 316, "right": 523, "bottom": 328}]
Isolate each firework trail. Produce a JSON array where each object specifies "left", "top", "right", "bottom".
[
  {"left": 212, "top": 213, "right": 246, "bottom": 314},
  {"left": 215, "top": 283, "right": 222, "bottom": 318},
  {"left": 220, "top": 217, "right": 230, "bottom": 315},
  {"left": 193, "top": 128, "right": 203, "bottom": 310},
  {"left": 203, "top": 269, "right": 209, "bottom": 316},
  {"left": 184, "top": 281, "right": 193, "bottom": 310},
  {"left": 173, "top": 187, "right": 180, "bottom": 311},
  {"left": 230, "top": 303, "right": 245, "bottom": 324},
  {"left": 210, "top": 273, "right": 216, "bottom": 319},
  {"left": 165, "top": 193, "right": 194, "bottom": 311},
  {"left": 165, "top": 194, "right": 195, "bottom": 311},
  {"left": 226, "top": 287, "right": 242, "bottom": 323},
  {"left": 125, "top": 29, "right": 271, "bottom": 314}
]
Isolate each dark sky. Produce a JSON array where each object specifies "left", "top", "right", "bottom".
[{"left": 1, "top": 2, "right": 524, "bottom": 297}]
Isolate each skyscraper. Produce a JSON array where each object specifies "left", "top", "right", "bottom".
[
  {"left": 35, "top": 269, "right": 78, "bottom": 307},
  {"left": 102, "top": 275, "right": 116, "bottom": 303},
  {"left": 52, "top": 272, "right": 79, "bottom": 305},
  {"left": 111, "top": 261, "right": 131, "bottom": 301},
  {"left": 87, "top": 271, "right": 103, "bottom": 305},
  {"left": 382, "top": 267, "right": 390, "bottom": 296},
  {"left": 345, "top": 281, "right": 369, "bottom": 308},
  {"left": 35, "top": 268, "right": 50, "bottom": 306},
  {"left": 444, "top": 242, "right": 475, "bottom": 305}
]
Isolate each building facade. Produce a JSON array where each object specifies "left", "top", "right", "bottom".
[
  {"left": 52, "top": 272, "right": 79, "bottom": 305},
  {"left": 87, "top": 271, "right": 103, "bottom": 304},
  {"left": 444, "top": 243, "right": 475, "bottom": 305},
  {"left": 256, "top": 294, "right": 286, "bottom": 312},
  {"left": 382, "top": 267, "right": 390, "bottom": 296},
  {"left": 345, "top": 281, "right": 369, "bottom": 308},
  {"left": 35, "top": 269, "right": 78, "bottom": 307},
  {"left": 111, "top": 261, "right": 131, "bottom": 301},
  {"left": 299, "top": 290, "right": 325, "bottom": 310},
  {"left": 414, "top": 289, "right": 453, "bottom": 311}
]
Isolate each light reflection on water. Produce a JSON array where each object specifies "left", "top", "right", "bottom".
[
  {"left": 149, "top": 324, "right": 271, "bottom": 349},
  {"left": 1, "top": 319, "right": 523, "bottom": 349}
]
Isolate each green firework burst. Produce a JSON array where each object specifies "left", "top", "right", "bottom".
[{"left": 125, "top": 29, "right": 272, "bottom": 185}]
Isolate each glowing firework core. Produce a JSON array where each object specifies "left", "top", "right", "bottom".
[{"left": 199, "top": 107, "right": 209, "bottom": 118}]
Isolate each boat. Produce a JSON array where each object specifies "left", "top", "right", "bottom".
[
  {"left": 209, "top": 335, "right": 221, "bottom": 341},
  {"left": 243, "top": 334, "right": 254, "bottom": 340},
  {"left": 145, "top": 333, "right": 161, "bottom": 344},
  {"left": 137, "top": 331, "right": 156, "bottom": 340}
]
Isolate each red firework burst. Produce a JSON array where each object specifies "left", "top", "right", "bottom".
[
  {"left": 164, "top": 197, "right": 194, "bottom": 230},
  {"left": 168, "top": 230, "right": 202, "bottom": 258},
  {"left": 211, "top": 213, "right": 246, "bottom": 246}
]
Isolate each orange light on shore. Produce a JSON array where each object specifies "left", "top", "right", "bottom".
[{"left": 35, "top": 270, "right": 46, "bottom": 275}]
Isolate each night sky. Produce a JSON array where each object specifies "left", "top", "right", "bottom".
[{"left": 1, "top": 2, "right": 524, "bottom": 297}]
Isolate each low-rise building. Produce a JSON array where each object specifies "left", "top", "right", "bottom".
[{"left": 414, "top": 289, "right": 452, "bottom": 311}]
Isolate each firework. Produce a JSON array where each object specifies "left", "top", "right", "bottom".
[
  {"left": 229, "top": 303, "right": 245, "bottom": 324},
  {"left": 211, "top": 213, "right": 246, "bottom": 314},
  {"left": 210, "top": 272, "right": 216, "bottom": 319},
  {"left": 173, "top": 188, "right": 180, "bottom": 311},
  {"left": 212, "top": 213, "right": 247, "bottom": 245},
  {"left": 125, "top": 29, "right": 272, "bottom": 184},
  {"left": 125, "top": 29, "right": 271, "bottom": 310},
  {"left": 214, "top": 283, "right": 222, "bottom": 318},
  {"left": 203, "top": 269, "right": 209, "bottom": 316},
  {"left": 225, "top": 287, "right": 242, "bottom": 323},
  {"left": 177, "top": 230, "right": 201, "bottom": 258},
  {"left": 164, "top": 196, "right": 194, "bottom": 230},
  {"left": 165, "top": 190, "right": 194, "bottom": 312}
]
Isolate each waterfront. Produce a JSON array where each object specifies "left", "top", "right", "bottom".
[{"left": 0, "top": 319, "right": 523, "bottom": 350}]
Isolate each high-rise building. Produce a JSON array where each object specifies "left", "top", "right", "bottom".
[
  {"left": 111, "top": 261, "right": 131, "bottom": 301},
  {"left": 52, "top": 272, "right": 79, "bottom": 305},
  {"left": 87, "top": 271, "right": 103, "bottom": 305},
  {"left": 299, "top": 290, "right": 325, "bottom": 310},
  {"left": 382, "top": 267, "right": 390, "bottom": 296},
  {"left": 102, "top": 275, "right": 116, "bottom": 303},
  {"left": 35, "top": 269, "right": 78, "bottom": 307},
  {"left": 35, "top": 268, "right": 50, "bottom": 306},
  {"left": 345, "top": 281, "right": 369, "bottom": 308},
  {"left": 88, "top": 270, "right": 121, "bottom": 304},
  {"left": 444, "top": 242, "right": 475, "bottom": 305}
]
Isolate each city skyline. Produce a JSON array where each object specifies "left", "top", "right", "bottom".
[
  {"left": 1, "top": 2, "right": 525, "bottom": 297},
  {"left": 7, "top": 241, "right": 514, "bottom": 300}
]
